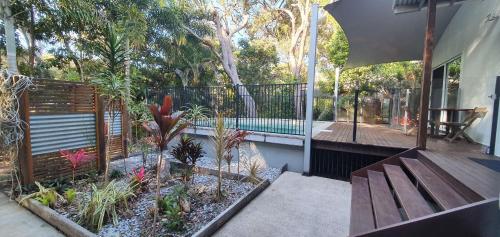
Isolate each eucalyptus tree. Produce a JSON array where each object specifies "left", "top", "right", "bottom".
[{"left": 175, "top": 0, "right": 261, "bottom": 116}]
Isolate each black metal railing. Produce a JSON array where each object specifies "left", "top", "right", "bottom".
[{"left": 147, "top": 84, "right": 307, "bottom": 135}]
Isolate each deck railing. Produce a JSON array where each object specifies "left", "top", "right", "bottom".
[{"left": 147, "top": 84, "right": 307, "bottom": 135}]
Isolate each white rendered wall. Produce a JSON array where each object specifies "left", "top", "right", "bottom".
[{"left": 432, "top": 0, "right": 500, "bottom": 153}]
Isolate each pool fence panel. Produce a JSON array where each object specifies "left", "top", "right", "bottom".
[{"left": 147, "top": 84, "right": 307, "bottom": 136}]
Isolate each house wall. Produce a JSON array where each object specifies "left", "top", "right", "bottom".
[{"left": 432, "top": 0, "right": 500, "bottom": 154}]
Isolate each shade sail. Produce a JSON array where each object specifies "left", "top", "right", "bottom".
[{"left": 324, "top": 0, "right": 462, "bottom": 68}]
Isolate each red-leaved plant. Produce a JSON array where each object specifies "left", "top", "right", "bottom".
[
  {"left": 130, "top": 167, "right": 146, "bottom": 191},
  {"left": 225, "top": 129, "right": 250, "bottom": 174},
  {"left": 59, "top": 149, "right": 89, "bottom": 184},
  {"left": 142, "top": 96, "right": 188, "bottom": 235}
]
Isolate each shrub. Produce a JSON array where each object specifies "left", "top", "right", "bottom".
[
  {"left": 243, "top": 156, "right": 265, "bottom": 184},
  {"left": 130, "top": 167, "right": 146, "bottom": 192},
  {"left": 21, "top": 182, "right": 64, "bottom": 208},
  {"left": 64, "top": 188, "right": 77, "bottom": 204},
  {"left": 159, "top": 185, "right": 188, "bottom": 231},
  {"left": 317, "top": 106, "right": 333, "bottom": 121},
  {"left": 79, "top": 180, "right": 135, "bottom": 231},
  {"left": 110, "top": 169, "right": 124, "bottom": 179}
]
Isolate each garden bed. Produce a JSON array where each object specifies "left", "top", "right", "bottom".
[{"left": 20, "top": 160, "right": 272, "bottom": 237}]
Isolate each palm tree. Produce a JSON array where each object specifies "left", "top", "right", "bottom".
[{"left": 143, "top": 96, "right": 188, "bottom": 236}]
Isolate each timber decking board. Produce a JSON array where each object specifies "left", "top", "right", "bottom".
[
  {"left": 313, "top": 122, "right": 486, "bottom": 155},
  {"left": 350, "top": 176, "right": 375, "bottom": 235},
  {"left": 367, "top": 170, "right": 401, "bottom": 228},
  {"left": 400, "top": 157, "right": 468, "bottom": 210},
  {"left": 419, "top": 150, "right": 500, "bottom": 199},
  {"left": 383, "top": 164, "right": 434, "bottom": 220}
]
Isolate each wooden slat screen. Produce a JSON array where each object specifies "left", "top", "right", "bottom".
[{"left": 27, "top": 80, "right": 98, "bottom": 181}]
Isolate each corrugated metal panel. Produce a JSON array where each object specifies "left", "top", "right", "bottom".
[
  {"left": 30, "top": 114, "right": 96, "bottom": 155},
  {"left": 105, "top": 111, "right": 122, "bottom": 135}
]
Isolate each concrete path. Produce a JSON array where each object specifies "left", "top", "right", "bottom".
[
  {"left": 214, "top": 172, "right": 351, "bottom": 237},
  {"left": 0, "top": 192, "right": 64, "bottom": 237}
]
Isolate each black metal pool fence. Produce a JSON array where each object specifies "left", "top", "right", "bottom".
[{"left": 147, "top": 84, "right": 307, "bottom": 135}]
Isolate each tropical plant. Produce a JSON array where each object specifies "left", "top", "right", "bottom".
[
  {"left": 224, "top": 129, "right": 249, "bottom": 174},
  {"left": 170, "top": 135, "right": 192, "bottom": 165},
  {"left": 243, "top": 156, "right": 264, "bottom": 184},
  {"left": 64, "top": 188, "right": 77, "bottom": 205},
  {"left": 130, "top": 166, "right": 146, "bottom": 192},
  {"left": 79, "top": 180, "right": 135, "bottom": 231},
  {"left": 159, "top": 185, "right": 188, "bottom": 231},
  {"left": 59, "top": 149, "right": 90, "bottom": 184},
  {"left": 211, "top": 114, "right": 228, "bottom": 201},
  {"left": 142, "top": 95, "right": 188, "bottom": 235},
  {"left": 109, "top": 169, "right": 124, "bottom": 179},
  {"left": 183, "top": 104, "right": 209, "bottom": 131},
  {"left": 186, "top": 141, "right": 203, "bottom": 166},
  {"left": 21, "top": 182, "right": 64, "bottom": 208}
]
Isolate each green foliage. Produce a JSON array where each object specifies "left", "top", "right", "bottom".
[
  {"left": 237, "top": 39, "right": 281, "bottom": 85},
  {"left": 159, "top": 185, "right": 188, "bottom": 231},
  {"left": 327, "top": 24, "right": 349, "bottom": 68},
  {"left": 79, "top": 180, "right": 135, "bottom": 231},
  {"left": 21, "top": 182, "right": 64, "bottom": 208},
  {"left": 212, "top": 114, "right": 227, "bottom": 201},
  {"left": 184, "top": 104, "right": 209, "bottom": 128},
  {"left": 64, "top": 188, "right": 77, "bottom": 204},
  {"left": 110, "top": 169, "right": 124, "bottom": 179}
]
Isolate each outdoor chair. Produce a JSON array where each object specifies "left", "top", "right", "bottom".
[{"left": 441, "top": 107, "right": 487, "bottom": 143}]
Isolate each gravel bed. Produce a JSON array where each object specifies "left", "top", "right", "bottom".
[
  {"left": 52, "top": 171, "right": 256, "bottom": 237},
  {"left": 111, "top": 153, "right": 281, "bottom": 183}
]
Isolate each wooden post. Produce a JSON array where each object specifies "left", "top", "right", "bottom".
[
  {"left": 95, "top": 91, "right": 106, "bottom": 174},
  {"left": 18, "top": 88, "right": 34, "bottom": 184},
  {"left": 121, "top": 99, "right": 129, "bottom": 158},
  {"left": 417, "top": 0, "right": 437, "bottom": 149},
  {"left": 353, "top": 85, "right": 359, "bottom": 142}
]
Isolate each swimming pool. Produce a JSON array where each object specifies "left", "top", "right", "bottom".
[{"left": 192, "top": 118, "right": 304, "bottom": 135}]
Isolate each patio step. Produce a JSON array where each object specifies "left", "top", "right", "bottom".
[
  {"left": 400, "top": 157, "right": 468, "bottom": 210},
  {"left": 367, "top": 170, "right": 401, "bottom": 228},
  {"left": 383, "top": 164, "right": 435, "bottom": 220},
  {"left": 350, "top": 176, "right": 375, "bottom": 235}
]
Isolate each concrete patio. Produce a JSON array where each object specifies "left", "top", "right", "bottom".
[
  {"left": 214, "top": 171, "right": 352, "bottom": 237},
  {"left": 0, "top": 192, "right": 63, "bottom": 237}
]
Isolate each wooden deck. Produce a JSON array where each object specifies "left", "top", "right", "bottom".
[
  {"left": 313, "top": 122, "right": 487, "bottom": 157},
  {"left": 312, "top": 122, "right": 500, "bottom": 200}
]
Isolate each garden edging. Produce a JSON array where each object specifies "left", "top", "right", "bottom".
[
  {"left": 192, "top": 178, "right": 271, "bottom": 237},
  {"left": 17, "top": 197, "right": 97, "bottom": 237}
]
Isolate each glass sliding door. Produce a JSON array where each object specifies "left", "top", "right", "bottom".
[
  {"left": 445, "top": 57, "right": 461, "bottom": 109},
  {"left": 431, "top": 66, "right": 445, "bottom": 109}
]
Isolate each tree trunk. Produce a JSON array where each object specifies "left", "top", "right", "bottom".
[
  {"left": 28, "top": 5, "right": 35, "bottom": 75},
  {"left": 63, "top": 39, "right": 83, "bottom": 81},
  {"left": 2, "top": 0, "right": 18, "bottom": 74},
  {"left": 213, "top": 12, "right": 257, "bottom": 117},
  {"left": 124, "top": 38, "right": 133, "bottom": 146}
]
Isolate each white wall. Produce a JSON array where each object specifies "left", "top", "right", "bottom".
[
  {"left": 432, "top": 0, "right": 500, "bottom": 153},
  {"left": 170, "top": 132, "right": 305, "bottom": 173}
]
